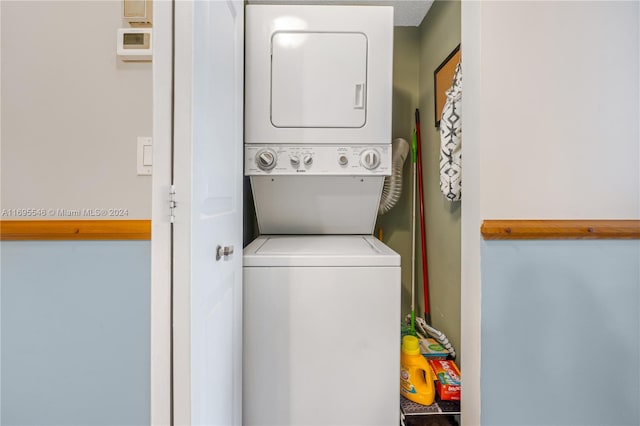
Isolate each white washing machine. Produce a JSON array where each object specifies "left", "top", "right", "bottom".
[{"left": 243, "top": 235, "right": 401, "bottom": 426}]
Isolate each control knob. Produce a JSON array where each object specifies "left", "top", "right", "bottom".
[
  {"left": 338, "top": 154, "right": 349, "bottom": 166},
  {"left": 303, "top": 154, "right": 313, "bottom": 167},
  {"left": 290, "top": 155, "right": 300, "bottom": 168},
  {"left": 360, "top": 149, "right": 380, "bottom": 170},
  {"left": 256, "top": 148, "right": 277, "bottom": 171}
]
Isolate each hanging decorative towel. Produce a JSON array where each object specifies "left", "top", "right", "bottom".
[{"left": 439, "top": 63, "right": 462, "bottom": 201}]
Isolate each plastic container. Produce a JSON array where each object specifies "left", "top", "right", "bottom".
[{"left": 400, "top": 335, "right": 436, "bottom": 406}]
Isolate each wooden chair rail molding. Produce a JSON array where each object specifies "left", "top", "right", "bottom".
[
  {"left": 481, "top": 220, "right": 640, "bottom": 240},
  {"left": 0, "top": 220, "right": 151, "bottom": 241}
]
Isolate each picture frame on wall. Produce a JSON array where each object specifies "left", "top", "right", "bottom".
[{"left": 434, "top": 44, "right": 461, "bottom": 128}]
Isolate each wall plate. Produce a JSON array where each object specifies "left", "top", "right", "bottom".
[{"left": 137, "top": 136, "right": 152, "bottom": 175}]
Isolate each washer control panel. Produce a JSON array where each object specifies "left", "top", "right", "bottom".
[{"left": 245, "top": 145, "right": 391, "bottom": 175}]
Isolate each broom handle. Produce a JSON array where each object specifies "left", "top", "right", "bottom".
[
  {"left": 410, "top": 130, "right": 417, "bottom": 333},
  {"left": 415, "top": 109, "right": 430, "bottom": 324}
]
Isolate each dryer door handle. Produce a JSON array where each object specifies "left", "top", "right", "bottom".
[
  {"left": 216, "top": 245, "right": 234, "bottom": 261},
  {"left": 354, "top": 83, "right": 365, "bottom": 109}
]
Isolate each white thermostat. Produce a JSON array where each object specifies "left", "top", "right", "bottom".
[{"left": 117, "top": 28, "right": 152, "bottom": 61}]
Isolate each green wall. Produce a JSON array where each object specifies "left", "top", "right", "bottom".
[
  {"left": 418, "top": 0, "right": 462, "bottom": 363},
  {"left": 378, "top": 1, "right": 461, "bottom": 360}
]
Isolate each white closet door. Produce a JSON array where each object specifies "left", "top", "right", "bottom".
[{"left": 172, "top": 0, "right": 244, "bottom": 425}]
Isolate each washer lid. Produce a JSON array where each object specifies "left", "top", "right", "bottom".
[{"left": 243, "top": 235, "right": 400, "bottom": 267}]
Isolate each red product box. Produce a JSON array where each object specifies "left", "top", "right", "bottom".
[{"left": 428, "top": 360, "right": 461, "bottom": 401}]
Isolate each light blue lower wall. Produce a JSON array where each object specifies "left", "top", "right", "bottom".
[
  {"left": 1, "top": 241, "right": 150, "bottom": 426},
  {"left": 481, "top": 240, "right": 640, "bottom": 426}
]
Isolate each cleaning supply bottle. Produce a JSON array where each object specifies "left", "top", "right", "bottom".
[{"left": 400, "top": 335, "right": 436, "bottom": 406}]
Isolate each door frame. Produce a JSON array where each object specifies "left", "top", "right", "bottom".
[
  {"left": 151, "top": 1, "right": 173, "bottom": 424},
  {"left": 150, "top": 3, "right": 483, "bottom": 426},
  {"left": 460, "top": 3, "right": 482, "bottom": 425}
]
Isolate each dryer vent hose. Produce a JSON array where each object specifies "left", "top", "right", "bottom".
[{"left": 378, "top": 138, "right": 410, "bottom": 215}]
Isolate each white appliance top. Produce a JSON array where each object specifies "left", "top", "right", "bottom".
[
  {"left": 243, "top": 235, "right": 400, "bottom": 267},
  {"left": 246, "top": 1, "right": 433, "bottom": 27}
]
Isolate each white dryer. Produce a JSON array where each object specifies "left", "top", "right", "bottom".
[
  {"left": 244, "top": 5, "right": 394, "bottom": 235},
  {"left": 243, "top": 235, "right": 401, "bottom": 426},
  {"left": 244, "top": 5, "right": 393, "bottom": 145}
]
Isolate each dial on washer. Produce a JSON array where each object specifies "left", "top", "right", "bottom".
[
  {"left": 256, "top": 149, "right": 277, "bottom": 171},
  {"left": 360, "top": 149, "right": 380, "bottom": 170}
]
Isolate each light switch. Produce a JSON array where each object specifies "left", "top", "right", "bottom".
[
  {"left": 143, "top": 145, "right": 153, "bottom": 166},
  {"left": 137, "top": 136, "right": 152, "bottom": 175}
]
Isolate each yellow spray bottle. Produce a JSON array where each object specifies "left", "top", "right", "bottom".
[{"left": 400, "top": 335, "right": 436, "bottom": 406}]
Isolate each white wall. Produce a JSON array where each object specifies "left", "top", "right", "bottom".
[
  {"left": 462, "top": 1, "right": 639, "bottom": 425},
  {"left": 1, "top": 1, "right": 152, "bottom": 219},
  {"left": 479, "top": 1, "right": 639, "bottom": 219}
]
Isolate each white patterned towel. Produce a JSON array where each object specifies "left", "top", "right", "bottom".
[{"left": 439, "top": 63, "right": 462, "bottom": 201}]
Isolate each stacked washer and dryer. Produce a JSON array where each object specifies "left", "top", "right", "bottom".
[{"left": 243, "top": 5, "right": 401, "bottom": 425}]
